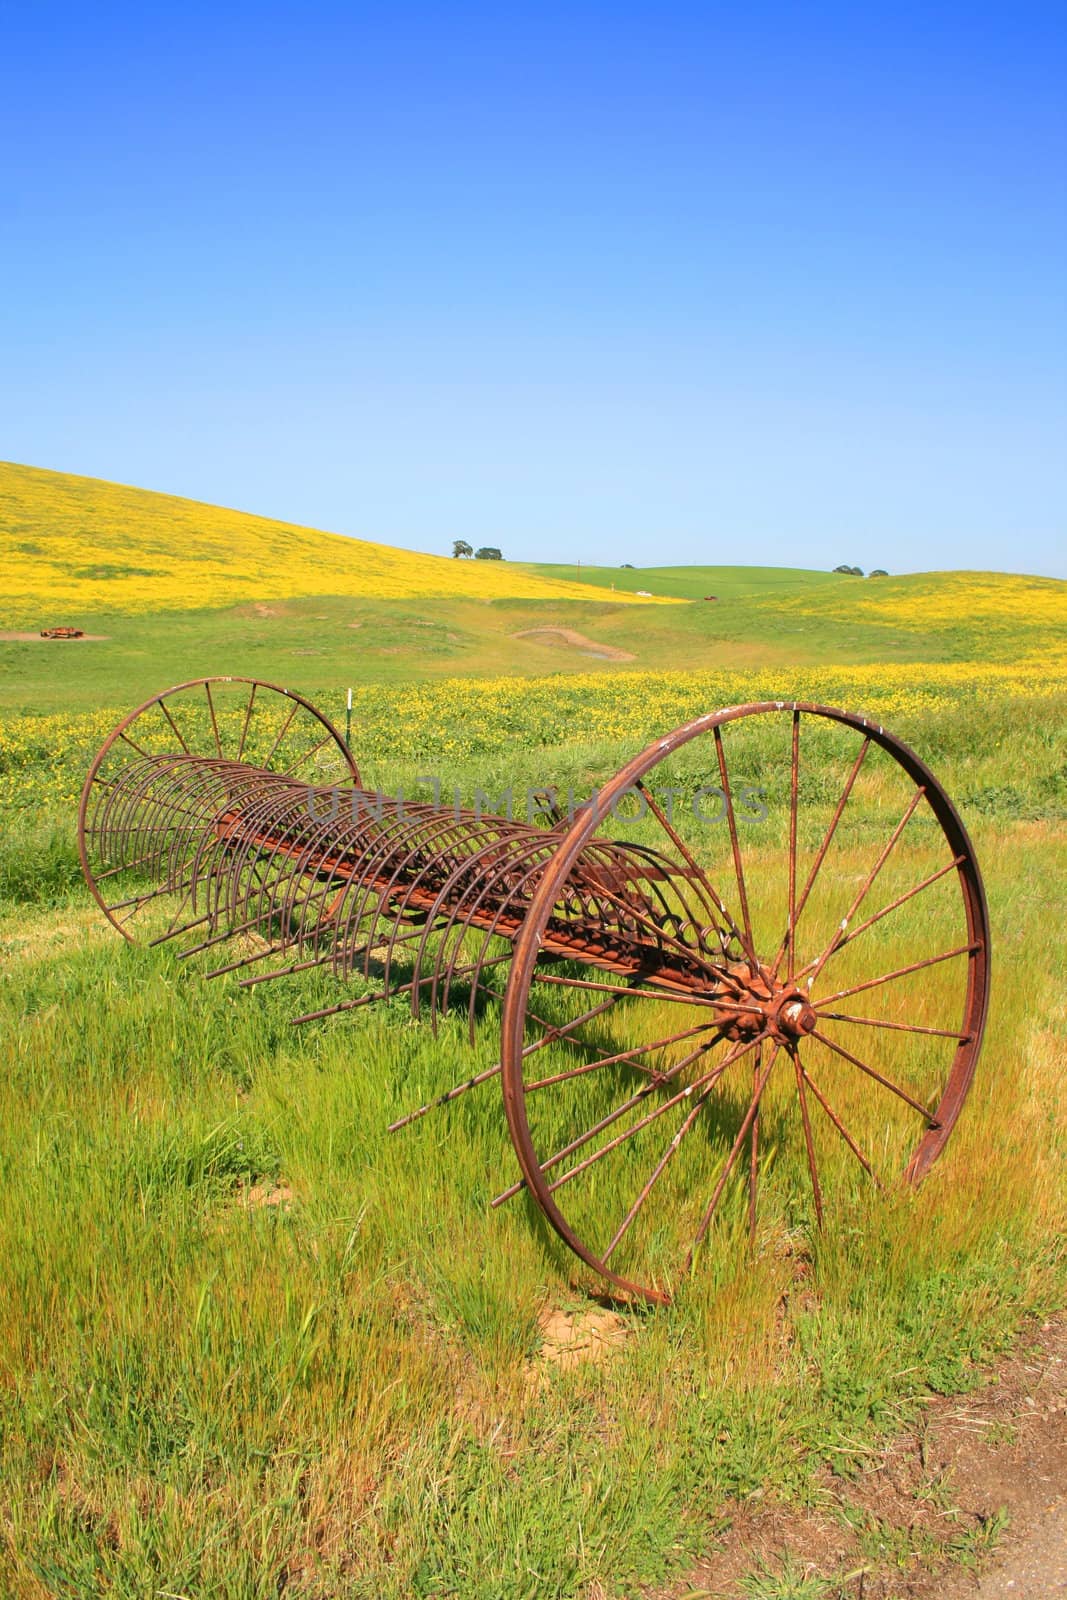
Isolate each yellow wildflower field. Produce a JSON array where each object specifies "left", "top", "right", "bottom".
[
  {"left": 3, "top": 657, "right": 1063, "bottom": 816},
  {"left": 0, "top": 461, "right": 673, "bottom": 620},
  {"left": 771, "top": 568, "right": 1067, "bottom": 628}
]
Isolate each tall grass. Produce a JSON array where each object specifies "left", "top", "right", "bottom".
[{"left": 0, "top": 688, "right": 1063, "bottom": 1596}]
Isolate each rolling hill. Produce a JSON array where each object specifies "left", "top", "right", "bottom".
[{"left": 0, "top": 461, "right": 672, "bottom": 622}]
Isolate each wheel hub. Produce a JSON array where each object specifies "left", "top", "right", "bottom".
[{"left": 715, "top": 963, "right": 817, "bottom": 1043}]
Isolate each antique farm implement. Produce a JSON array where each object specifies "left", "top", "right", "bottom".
[{"left": 80, "top": 677, "right": 990, "bottom": 1303}]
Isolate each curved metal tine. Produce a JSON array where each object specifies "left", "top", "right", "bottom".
[
  {"left": 236, "top": 782, "right": 335, "bottom": 951},
  {"left": 797, "top": 786, "right": 928, "bottom": 992},
  {"left": 288, "top": 950, "right": 515, "bottom": 1026},
  {"left": 436, "top": 833, "right": 559, "bottom": 1024},
  {"left": 816, "top": 942, "right": 979, "bottom": 1007},
  {"left": 771, "top": 731, "right": 871, "bottom": 977},
  {"left": 365, "top": 806, "right": 497, "bottom": 994},
  {"left": 420, "top": 824, "right": 528, "bottom": 1008},
  {"left": 332, "top": 798, "right": 436, "bottom": 981},
  {"left": 240, "top": 922, "right": 431, "bottom": 990},
  {"left": 712, "top": 724, "right": 757, "bottom": 967},
  {"left": 796, "top": 856, "right": 966, "bottom": 980},
  {"left": 459, "top": 837, "right": 568, "bottom": 1042},
  {"left": 528, "top": 971, "right": 730, "bottom": 1012},
  {"left": 793, "top": 1045, "right": 883, "bottom": 1189},
  {"left": 195, "top": 767, "right": 266, "bottom": 935},
  {"left": 493, "top": 1029, "right": 755, "bottom": 1208},
  {"left": 584, "top": 834, "right": 710, "bottom": 938},
  {"left": 349, "top": 803, "right": 459, "bottom": 988},
  {"left": 261, "top": 779, "right": 370, "bottom": 953},
  {"left": 264, "top": 779, "right": 368, "bottom": 968},
  {"left": 789, "top": 1043, "right": 824, "bottom": 1227},
  {"left": 196, "top": 775, "right": 285, "bottom": 943},
  {"left": 173, "top": 798, "right": 303, "bottom": 956},
  {"left": 387, "top": 993, "right": 621, "bottom": 1133},
  {"left": 94, "top": 755, "right": 178, "bottom": 895},
  {"left": 809, "top": 1027, "right": 936, "bottom": 1123},
  {"left": 583, "top": 839, "right": 740, "bottom": 984},
  {"left": 100, "top": 756, "right": 216, "bottom": 924},
  {"left": 203, "top": 682, "right": 224, "bottom": 759},
  {"left": 633, "top": 779, "right": 748, "bottom": 956},
  {"left": 605, "top": 837, "right": 747, "bottom": 975},
  {"left": 407, "top": 826, "right": 525, "bottom": 1021},
  {"left": 683, "top": 1041, "right": 781, "bottom": 1271},
  {"left": 296, "top": 793, "right": 422, "bottom": 966}
]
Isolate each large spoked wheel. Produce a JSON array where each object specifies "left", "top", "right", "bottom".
[
  {"left": 500, "top": 703, "right": 990, "bottom": 1305},
  {"left": 78, "top": 676, "right": 359, "bottom": 943}
]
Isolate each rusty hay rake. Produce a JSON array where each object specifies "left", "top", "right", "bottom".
[{"left": 79, "top": 677, "right": 990, "bottom": 1304}]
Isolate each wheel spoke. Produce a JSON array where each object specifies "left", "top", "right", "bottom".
[
  {"left": 790, "top": 1045, "right": 824, "bottom": 1227},
  {"left": 634, "top": 779, "right": 747, "bottom": 953},
  {"left": 545, "top": 1035, "right": 755, "bottom": 1198},
  {"left": 280, "top": 732, "right": 335, "bottom": 780},
  {"left": 236, "top": 682, "right": 258, "bottom": 763},
  {"left": 531, "top": 971, "right": 730, "bottom": 1011},
  {"left": 798, "top": 856, "right": 965, "bottom": 978},
  {"left": 748, "top": 1042, "right": 762, "bottom": 1242},
  {"left": 525, "top": 1019, "right": 716, "bottom": 1093},
  {"left": 818, "top": 942, "right": 979, "bottom": 1005},
  {"left": 260, "top": 702, "right": 300, "bottom": 769},
  {"left": 772, "top": 734, "right": 870, "bottom": 974},
  {"left": 713, "top": 725, "right": 756, "bottom": 964},
  {"left": 799, "top": 786, "right": 927, "bottom": 990},
  {"left": 203, "top": 682, "right": 224, "bottom": 759},
  {"left": 156, "top": 698, "right": 192, "bottom": 756},
  {"left": 493, "top": 1031, "right": 762, "bottom": 1207},
  {"left": 602, "top": 1089, "right": 711, "bottom": 1263},
  {"left": 809, "top": 1026, "right": 936, "bottom": 1122},
  {"left": 387, "top": 994, "right": 620, "bottom": 1131},
  {"left": 685, "top": 1042, "right": 781, "bottom": 1265},
  {"left": 784, "top": 709, "right": 800, "bottom": 981},
  {"left": 818, "top": 1010, "right": 970, "bottom": 1041},
  {"left": 795, "top": 1048, "right": 882, "bottom": 1188}
]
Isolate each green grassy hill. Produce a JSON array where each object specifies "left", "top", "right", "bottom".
[{"left": 520, "top": 561, "right": 842, "bottom": 600}]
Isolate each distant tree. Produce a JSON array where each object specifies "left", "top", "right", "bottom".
[
  {"left": 850, "top": 566, "right": 864, "bottom": 576},
  {"left": 833, "top": 564, "right": 855, "bottom": 574},
  {"left": 621, "top": 563, "right": 635, "bottom": 569},
  {"left": 474, "top": 546, "right": 503, "bottom": 560},
  {"left": 452, "top": 540, "right": 473, "bottom": 559},
  {"left": 868, "top": 568, "right": 889, "bottom": 577}
]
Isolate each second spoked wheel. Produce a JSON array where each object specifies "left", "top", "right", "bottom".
[{"left": 500, "top": 703, "right": 989, "bottom": 1304}]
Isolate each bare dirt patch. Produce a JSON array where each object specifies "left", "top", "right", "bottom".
[
  {"left": 0, "top": 631, "right": 109, "bottom": 642},
  {"left": 661, "top": 1313, "right": 1067, "bottom": 1599},
  {"left": 528, "top": 1308, "right": 630, "bottom": 1381},
  {"left": 241, "top": 1182, "right": 294, "bottom": 1211},
  {"left": 512, "top": 626, "right": 635, "bottom": 661}
]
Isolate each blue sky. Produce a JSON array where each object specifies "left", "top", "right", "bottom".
[{"left": 2, "top": 2, "right": 1065, "bottom": 576}]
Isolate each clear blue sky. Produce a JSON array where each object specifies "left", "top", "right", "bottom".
[{"left": 2, "top": 2, "right": 1065, "bottom": 576}]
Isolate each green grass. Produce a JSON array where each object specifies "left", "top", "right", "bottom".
[
  {"left": 519, "top": 562, "right": 844, "bottom": 601},
  {"left": 1, "top": 481, "right": 1065, "bottom": 1595},
  {"left": 0, "top": 666, "right": 1064, "bottom": 1595}
]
